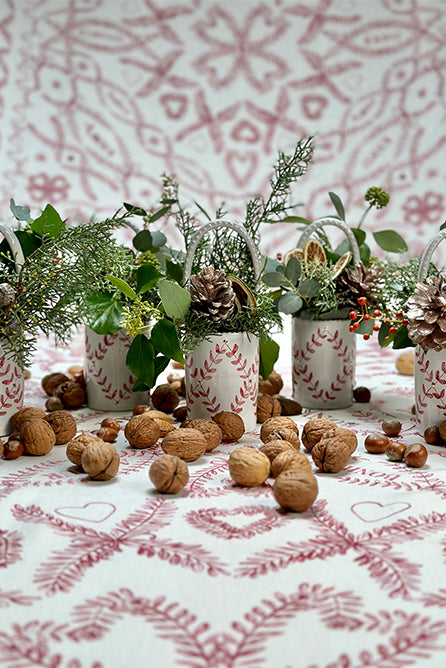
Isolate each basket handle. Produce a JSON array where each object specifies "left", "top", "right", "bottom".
[
  {"left": 417, "top": 230, "right": 446, "bottom": 282},
  {"left": 296, "top": 216, "right": 361, "bottom": 267},
  {"left": 183, "top": 219, "right": 261, "bottom": 283},
  {"left": 0, "top": 223, "right": 25, "bottom": 273}
]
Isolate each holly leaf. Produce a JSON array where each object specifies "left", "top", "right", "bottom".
[
  {"left": 126, "top": 335, "right": 155, "bottom": 387},
  {"left": 87, "top": 296, "right": 123, "bottom": 335},
  {"left": 31, "top": 204, "right": 65, "bottom": 238},
  {"left": 136, "top": 264, "right": 163, "bottom": 293},
  {"left": 150, "top": 318, "right": 185, "bottom": 364},
  {"left": 259, "top": 337, "right": 280, "bottom": 379}
]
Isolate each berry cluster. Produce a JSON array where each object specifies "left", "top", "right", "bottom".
[{"left": 348, "top": 297, "right": 408, "bottom": 340}]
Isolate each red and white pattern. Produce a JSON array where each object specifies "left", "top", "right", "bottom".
[
  {"left": 2, "top": 322, "right": 446, "bottom": 666},
  {"left": 414, "top": 345, "right": 446, "bottom": 435},
  {"left": 1, "top": 1, "right": 445, "bottom": 260},
  {"left": 0, "top": 354, "right": 24, "bottom": 436}
]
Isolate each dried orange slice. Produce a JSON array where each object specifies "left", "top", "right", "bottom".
[
  {"left": 330, "top": 251, "right": 352, "bottom": 278},
  {"left": 227, "top": 275, "right": 257, "bottom": 312},
  {"left": 283, "top": 247, "right": 303, "bottom": 266},
  {"left": 303, "top": 238, "right": 326, "bottom": 265}
]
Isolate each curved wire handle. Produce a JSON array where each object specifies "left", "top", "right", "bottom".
[
  {"left": 296, "top": 216, "right": 361, "bottom": 267},
  {"left": 417, "top": 229, "right": 446, "bottom": 282},
  {"left": 183, "top": 219, "right": 261, "bottom": 284},
  {"left": 0, "top": 223, "right": 25, "bottom": 272}
]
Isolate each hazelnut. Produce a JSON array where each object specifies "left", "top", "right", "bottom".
[
  {"left": 271, "top": 450, "right": 312, "bottom": 478},
  {"left": 396, "top": 352, "right": 414, "bottom": 376},
  {"left": 161, "top": 429, "right": 206, "bottom": 462},
  {"left": 273, "top": 469, "right": 318, "bottom": 512},
  {"left": 321, "top": 427, "right": 357, "bottom": 455},
  {"left": 212, "top": 411, "right": 245, "bottom": 443},
  {"left": 151, "top": 383, "right": 180, "bottom": 413},
  {"left": 186, "top": 419, "right": 222, "bottom": 452},
  {"left": 67, "top": 365, "right": 85, "bottom": 387},
  {"left": 54, "top": 381, "right": 86, "bottom": 409},
  {"left": 97, "top": 426, "right": 119, "bottom": 442},
  {"left": 424, "top": 426, "right": 442, "bottom": 445},
  {"left": 385, "top": 441, "right": 406, "bottom": 461},
  {"left": 438, "top": 420, "right": 446, "bottom": 442},
  {"left": 11, "top": 406, "right": 46, "bottom": 432},
  {"left": 301, "top": 418, "right": 337, "bottom": 452},
  {"left": 45, "top": 396, "right": 64, "bottom": 412},
  {"left": 311, "top": 436, "right": 351, "bottom": 473},
  {"left": 265, "top": 427, "right": 300, "bottom": 451},
  {"left": 353, "top": 386, "right": 371, "bottom": 403},
  {"left": 133, "top": 404, "right": 151, "bottom": 415},
  {"left": 260, "top": 417, "right": 298, "bottom": 443},
  {"left": 259, "top": 439, "right": 295, "bottom": 463},
  {"left": 149, "top": 455, "right": 189, "bottom": 493},
  {"left": 0, "top": 437, "right": 3, "bottom": 457},
  {"left": 256, "top": 393, "right": 281, "bottom": 423},
  {"left": 44, "top": 410, "right": 77, "bottom": 444},
  {"left": 404, "top": 443, "right": 428, "bottom": 468},
  {"left": 66, "top": 433, "right": 104, "bottom": 467},
  {"left": 101, "top": 418, "right": 121, "bottom": 432},
  {"left": 173, "top": 405, "right": 188, "bottom": 423},
  {"left": 364, "top": 433, "right": 389, "bottom": 454},
  {"left": 41, "top": 372, "right": 70, "bottom": 396},
  {"left": 124, "top": 415, "right": 161, "bottom": 449},
  {"left": 382, "top": 420, "right": 402, "bottom": 437},
  {"left": 81, "top": 442, "right": 120, "bottom": 480},
  {"left": 272, "top": 395, "right": 302, "bottom": 416},
  {"left": 20, "top": 418, "right": 56, "bottom": 456},
  {"left": 228, "top": 447, "right": 270, "bottom": 487},
  {"left": 4, "top": 440, "right": 25, "bottom": 460}
]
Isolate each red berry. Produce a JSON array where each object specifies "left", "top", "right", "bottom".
[
  {"left": 389, "top": 327, "right": 397, "bottom": 335},
  {"left": 402, "top": 319, "right": 408, "bottom": 326},
  {"left": 373, "top": 324, "right": 380, "bottom": 331},
  {"left": 358, "top": 297, "right": 367, "bottom": 306},
  {"left": 396, "top": 311, "right": 403, "bottom": 319},
  {"left": 363, "top": 333, "right": 370, "bottom": 340},
  {"left": 276, "top": 253, "right": 282, "bottom": 261},
  {"left": 349, "top": 325, "right": 355, "bottom": 332},
  {"left": 353, "top": 322, "right": 360, "bottom": 330},
  {"left": 373, "top": 309, "right": 381, "bottom": 317},
  {"left": 349, "top": 311, "right": 358, "bottom": 320},
  {"left": 363, "top": 314, "right": 370, "bottom": 321}
]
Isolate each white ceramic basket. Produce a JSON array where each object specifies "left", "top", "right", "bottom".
[
  {"left": 0, "top": 223, "right": 25, "bottom": 436},
  {"left": 183, "top": 220, "right": 261, "bottom": 431},
  {"left": 414, "top": 230, "right": 446, "bottom": 434},
  {"left": 84, "top": 326, "right": 149, "bottom": 411},
  {"left": 292, "top": 217, "right": 361, "bottom": 410}
]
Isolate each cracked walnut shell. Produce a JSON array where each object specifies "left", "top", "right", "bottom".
[
  {"left": 212, "top": 411, "right": 245, "bottom": 443},
  {"left": 321, "top": 427, "right": 357, "bottom": 455},
  {"left": 66, "top": 433, "right": 105, "bottom": 467},
  {"left": 301, "top": 418, "right": 337, "bottom": 452},
  {"left": 265, "top": 427, "right": 300, "bottom": 451},
  {"left": 149, "top": 455, "right": 189, "bottom": 493},
  {"left": 260, "top": 416, "right": 298, "bottom": 443},
  {"left": 20, "top": 418, "right": 56, "bottom": 456},
  {"left": 81, "top": 441, "right": 120, "bottom": 480},
  {"left": 124, "top": 415, "right": 161, "bottom": 449},
  {"left": 228, "top": 447, "right": 270, "bottom": 486},
  {"left": 161, "top": 428, "right": 206, "bottom": 462},
  {"left": 44, "top": 410, "right": 77, "bottom": 445},
  {"left": 273, "top": 469, "right": 318, "bottom": 512},
  {"left": 311, "top": 436, "right": 351, "bottom": 473},
  {"left": 259, "top": 439, "right": 295, "bottom": 463}
]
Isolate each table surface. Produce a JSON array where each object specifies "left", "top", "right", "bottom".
[{"left": 2, "top": 321, "right": 446, "bottom": 668}]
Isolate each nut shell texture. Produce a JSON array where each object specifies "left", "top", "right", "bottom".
[
  {"left": 20, "top": 418, "right": 56, "bottom": 455},
  {"left": 124, "top": 415, "right": 161, "bottom": 448},
  {"left": 311, "top": 437, "right": 351, "bottom": 473},
  {"left": 228, "top": 447, "right": 270, "bottom": 486},
  {"left": 187, "top": 419, "right": 222, "bottom": 452},
  {"left": 273, "top": 469, "right": 318, "bottom": 512},
  {"left": 322, "top": 427, "right": 357, "bottom": 455},
  {"left": 12, "top": 407, "right": 46, "bottom": 431},
  {"left": 259, "top": 439, "right": 295, "bottom": 462},
  {"left": 81, "top": 442, "right": 120, "bottom": 480},
  {"left": 301, "top": 418, "right": 336, "bottom": 452},
  {"left": 161, "top": 429, "right": 206, "bottom": 462},
  {"left": 212, "top": 412, "right": 245, "bottom": 442},
  {"left": 44, "top": 410, "right": 77, "bottom": 444},
  {"left": 271, "top": 451, "right": 312, "bottom": 478},
  {"left": 265, "top": 427, "right": 300, "bottom": 451},
  {"left": 149, "top": 455, "right": 189, "bottom": 493},
  {"left": 66, "top": 433, "right": 104, "bottom": 467},
  {"left": 260, "top": 416, "right": 298, "bottom": 442}
]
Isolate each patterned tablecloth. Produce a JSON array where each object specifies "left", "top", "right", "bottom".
[{"left": 2, "top": 321, "right": 446, "bottom": 668}]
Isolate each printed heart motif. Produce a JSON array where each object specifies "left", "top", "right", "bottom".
[
  {"left": 351, "top": 501, "right": 411, "bottom": 523},
  {"left": 160, "top": 93, "right": 188, "bottom": 119},
  {"left": 226, "top": 150, "right": 257, "bottom": 188},
  {"left": 186, "top": 505, "right": 283, "bottom": 539},
  {"left": 55, "top": 502, "right": 116, "bottom": 523},
  {"left": 301, "top": 94, "right": 328, "bottom": 120},
  {"left": 231, "top": 120, "right": 260, "bottom": 143}
]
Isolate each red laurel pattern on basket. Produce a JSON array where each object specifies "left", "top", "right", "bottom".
[
  {"left": 2, "top": 328, "right": 446, "bottom": 665},
  {"left": 1, "top": 1, "right": 446, "bottom": 258},
  {"left": 84, "top": 330, "right": 136, "bottom": 401},
  {"left": 0, "top": 358, "right": 23, "bottom": 416}
]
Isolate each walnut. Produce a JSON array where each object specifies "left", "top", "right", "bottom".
[
  {"left": 272, "top": 395, "right": 302, "bottom": 416},
  {"left": 273, "top": 469, "right": 318, "bottom": 512},
  {"left": 124, "top": 415, "right": 161, "bottom": 449},
  {"left": 228, "top": 447, "right": 270, "bottom": 486},
  {"left": 11, "top": 406, "right": 46, "bottom": 431},
  {"left": 301, "top": 418, "right": 337, "bottom": 452},
  {"left": 186, "top": 419, "right": 222, "bottom": 452},
  {"left": 311, "top": 436, "right": 351, "bottom": 473},
  {"left": 20, "top": 418, "right": 56, "bottom": 456},
  {"left": 150, "top": 417, "right": 176, "bottom": 438},
  {"left": 257, "top": 393, "right": 281, "bottom": 423},
  {"left": 54, "top": 381, "right": 86, "bottom": 409},
  {"left": 260, "top": 416, "right": 298, "bottom": 443},
  {"left": 66, "top": 433, "right": 104, "bottom": 467},
  {"left": 161, "top": 428, "right": 206, "bottom": 462},
  {"left": 258, "top": 370, "right": 283, "bottom": 395},
  {"left": 44, "top": 410, "right": 77, "bottom": 445},
  {"left": 150, "top": 383, "right": 180, "bottom": 413},
  {"left": 41, "top": 372, "right": 70, "bottom": 396},
  {"left": 271, "top": 450, "right": 312, "bottom": 478},
  {"left": 321, "top": 427, "right": 357, "bottom": 455},
  {"left": 212, "top": 411, "right": 245, "bottom": 443},
  {"left": 259, "top": 439, "right": 295, "bottom": 462},
  {"left": 81, "top": 441, "right": 120, "bottom": 480},
  {"left": 142, "top": 409, "right": 175, "bottom": 424},
  {"left": 149, "top": 455, "right": 189, "bottom": 493},
  {"left": 396, "top": 352, "right": 414, "bottom": 376},
  {"left": 265, "top": 427, "right": 300, "bottom": 451}
]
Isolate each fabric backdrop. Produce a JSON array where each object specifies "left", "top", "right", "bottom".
[{"left": 0, "top": 0, "right": 445, "bottom": 259}]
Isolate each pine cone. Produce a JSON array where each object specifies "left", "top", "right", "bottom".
[
  {"left": 189, "top": 267, "right": 236, "bottom": 322},
  {"left": 406, "top": 275, "right": 446, "bottom": 351},
  {"left": 0, "top": 282, "right": 16, "bottom": 309},
  {"left": 337, "top": 262, "right": 384, "bottom": 308}
]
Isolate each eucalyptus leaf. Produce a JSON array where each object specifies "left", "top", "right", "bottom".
[
  {"left": 298, "top": 277, "right": 321, "bottom": 299},
  {"left": 10, "top": 199, "right": 32, "bottom": 222},
  {"left": 126, "top": 334, "right": 155, "bottom": 387},
  {"left": 329, "top": 191, "right": 345, "bottom": 221},
  {"left": 259, "top": 337, "right": 280, "bottom": 379},
  {"left": 277, "top": 291, "right": 303, "bottom": 314},
  {"left": 262, "top": 256, "right": 283, "bottom": 273},
  {"left": 133, "top": 229, "right": 153, "bottom": 252},
  {"left": 136, "top": 264, "right": 163, "bottom": 293},
  {"left": 150, "top": 318, "right": 185, "bottom": 364},
  {"left": 285, "top": 256, "right": 301, "bottom": 284},
  {"left": 262, "top": 271, "right": 288, "bottom": 288},
  {"left": 373, "top": 230, "right": 408, "bottom": 253},
  {"left": 105, "top": 275, "right": 137, "bottom": 300},
  {"left": 158, "top": 279, "right": 191, "bottom": 322},
  {"left": 149, "top": 230, "right": 167, "bottom": 248}
]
